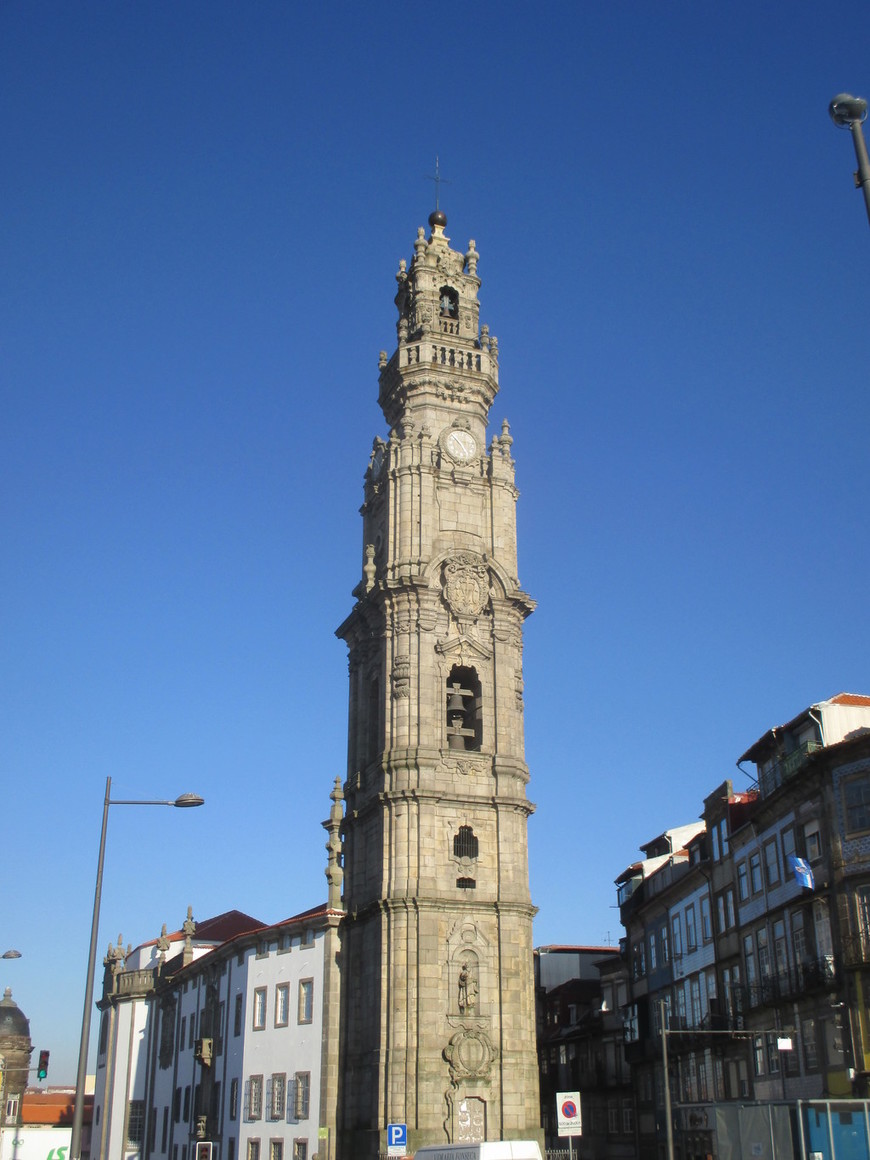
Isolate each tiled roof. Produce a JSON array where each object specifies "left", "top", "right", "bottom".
[{"left": 21, "top": 1090, "right": 92, "bottom": 1126}]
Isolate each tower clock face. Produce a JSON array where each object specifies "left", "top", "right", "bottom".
[{"left": 443, "top": 429, "right": 477, "bottom": 465}]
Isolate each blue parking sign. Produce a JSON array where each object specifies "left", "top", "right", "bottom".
[{"left": 387, "top": 1123, "right": 407, "bottom": 1154}]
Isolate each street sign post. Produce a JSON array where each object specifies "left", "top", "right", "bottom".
[
  {"left": 387, "top": 1123, "right": 408, "bottom": 1157},
  {"left": 557, "top": 1091, "right": 582, "bottom": 1160}
]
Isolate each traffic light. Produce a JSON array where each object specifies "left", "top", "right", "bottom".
[{"left": 37, "top": 1050, "right": 49, "bottom": 1080}]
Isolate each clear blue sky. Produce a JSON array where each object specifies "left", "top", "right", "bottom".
[{"left": 3, "top": 2, "right": 869, "bottom": 1084}]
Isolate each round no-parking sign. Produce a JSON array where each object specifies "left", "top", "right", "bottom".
[{"left": 556, "top": 1090, "right": 583, "bottom": 1137}]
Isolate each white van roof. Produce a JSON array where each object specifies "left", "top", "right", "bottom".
[{"left": 414, "top": 1142, "right": 543, "bottom": 1160}]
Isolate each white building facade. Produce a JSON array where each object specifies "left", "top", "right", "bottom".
[{"left": 92, "top": 904, "right": 341, "bottom": 1160}]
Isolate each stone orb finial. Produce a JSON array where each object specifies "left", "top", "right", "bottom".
[{"left": 429, "top": 209, "right": 447, "bottom": 230}]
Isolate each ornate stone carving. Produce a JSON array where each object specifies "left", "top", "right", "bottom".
[
  {"left": 363, "top": 545, "right": 376, "bottom": 592},
  {"left": 391, "top": 654, "right": 410, "bottom": 699},
  {"left": 443, "top": 1027, "right": 497, "bottom": 1081},
  {"left": 443, "top": 555, "right": 490, "bottom": 619}
]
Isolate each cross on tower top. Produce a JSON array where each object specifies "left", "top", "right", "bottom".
[{"left": 425, "top": 155, "right": 451, "bottom": 211}]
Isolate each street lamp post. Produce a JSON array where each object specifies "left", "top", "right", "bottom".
[
  {"left": 69, "top": 776, "right": 204, "bottom": 1160},
  {"left": 829, "top": 93, "right": 870, "bottom": 227}
]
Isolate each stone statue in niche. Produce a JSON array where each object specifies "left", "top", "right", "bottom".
[{"left": 458, "top": 960, "right": 478, "bottom": 1012}]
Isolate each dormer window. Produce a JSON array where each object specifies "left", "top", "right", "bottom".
[{"left": 440, "top": 287, "right": 459, "bottom": 318}]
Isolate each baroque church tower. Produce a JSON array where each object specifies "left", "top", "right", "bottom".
[{"left": 335, "top": 210, "right": 540, "bottom": 1157}]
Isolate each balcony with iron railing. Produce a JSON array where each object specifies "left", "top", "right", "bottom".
[
  {"left": 759, "top": 739, "right": 824, "bottom": 797},
  {"left": 734, "top": 958, "right": 836, "bottom": 1009},
  {"left": 841, "top": 934, "right": 870, "bottom": 968}
]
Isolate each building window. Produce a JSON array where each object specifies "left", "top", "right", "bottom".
[
  {"left": 766, "top": 1034, "right": 781, "bottom": 1074},
  {"left": 294, "top": 1072, "right": 310, "bottom": 1120},
  {"left": 453, "top": 825, "right": 479, "bottom": 859},
  {"left": 180, "top": 1015, "right": 186, "bottom": 1049},
  {"left": 632, "top": 940, "right": 645, "bottom": 979},
  {"left": 228, "top": 1141, "right": 236, "bottom": 1160},
  {"left": 844, "top": 775, "right": 870, "bottom": 835},
  {"left": 189, "top": 1017, "right": 195, "bottom": 1049},
  {"left": 719, "top": 817, "right": 729, "bottom": 857},
  {"left": 701, "top": 896, "right": 713, "bottom": 942},
  {"left": 5, "top": 1095, "right": 19, "bottom": 1123},
  {"left": 743, "top": 934, "right": 757, "bottom": 996},
  {"left": 127, "top": 1100, "right": 146, "bottom": 1146},
  {"left": 253, "top": 988, "right": 267, "bottom": 1031},
  {"left": 717, "top": 889, "right": 736, "bottom": 933},
  {"left": 608, "top": 1100, "right": 619, "bottom": 1134},
  {"left": 456, "top": 877, "right": 476, "bottom": 889},
  {"left": 781, "top": 826, "right": 796, "bottom": 866},
  {"left": 623, "top": 1004, "right": 639, "bottom": 1043},
  {"left": 685, "top": 904, "right": 697, "bottom": 951},
  {"left": 648, "top": 932, "right": 657, "bottom": 971},
  {"left": 249, "top": 1075, "right": 264, "bottom": 1121},
  {"left": 99, "top": 1011, "right": 110, "bottom": 1055},
  {"left": 234, "top": 993, "right": 243, "bottom": 1037},
  {"left": 660, "top": 923, "right": 670, "bottom": 964},
  {"left": 737, "top": 860, "right": 749, "bottom": 902},
  {"left": 173, "top": 1088, "right": 181, "bottom": 1124},
  {"left": 298, "top": 980, "right": 313, "bottom": 1024},
  {"left": 803, "top": 1019, "right": 818, "bottom": 1071},
  {"left": 293, "top": 1141, "right": 307, "bottom": 1160},
  {"left": 248, "top": 1141, "right": 261, "bottom": 1160},
  {"left": 275, "top": 984, "right": 290, "bottom": 1028},
  {"left": 271, "top": 1074, "right": 286, "bottom": 1120},
  {"left": 792, "top": 908, "right": 808, "bottom": 969},
  {"left": 757, "top": 927, "right": 771, "bottom": 982},
  {"left": 230, "top": 1078, "right": 239, "bottom": 1122},
  {"left": 763, "top": 839, "right": 781, "bottom": 887},
  {"left": 804, "top": 821, "right": 822, "bottom": 863},
  {"left": 749, "top": 852, "right": 763, "bottom": 894},
  {"left": 753, "top": 1035, "right": 765, "bottom": 1075},
  {"left": 270, "top": 1143, "right": 283, "bottom": 1160},
  {"left": 672, "top": 913, "right": 683, "bottom": 957},
  {"left": 162, "top": 1106, "right": 169, "bottom": 1151},
  {"left": 183, "top": 1087, "right": 191, "bottom": 1123}
]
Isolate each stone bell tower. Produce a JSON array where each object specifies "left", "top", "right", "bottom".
[{"left": 335, "top": 210, "right": 540, "bottom": 1158}]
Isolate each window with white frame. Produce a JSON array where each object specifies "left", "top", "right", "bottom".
[
  {"left": 749, "top": 852, "right": 763, "bottom": 893},
  {"left": 275, "top": 983, "right": 290, "bottom": 1028},
  {"left": 804, "top": 821, "right": 822, "bottom": 863},
  {"left": 763, "top": 839, "right": 780, "bottom": 887},
  {"left": 660, "top": 923, "right": 670, "bottom": 964},
  {"left": 672, "top": 912, "right": 683, "bottom": 957},
  {"left": 701, "top": 896, "right": 713, "bottom": 942},
  {"left": 737, "top": 860, "right": 749, "bottom": 902},
  {"left": 253, "top": 988, "right": 267, "bottom": 1031},
  {"left": 270, "top": 1073, "right": 286, "bottom": 1120},
  {"left": 249, "top": 1075, "right": 263, "bottom": 1120},
  {"left": 298, "top": 980, "right": 313, "bottom": 1024},
  {"left": 685, "top": 904, "right": 697, "bottom": 950}
]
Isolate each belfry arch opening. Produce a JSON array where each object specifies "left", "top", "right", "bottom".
[{"left": 446, "top": 666, "right": 482, "bottom": 751}]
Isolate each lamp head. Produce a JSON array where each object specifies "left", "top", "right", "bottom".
[
  {"left": 173, "top": 793, "right": 205, "bottom": 808},
  {"left": 830, "top": 93, "right": 868, "bottom": 127}
]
